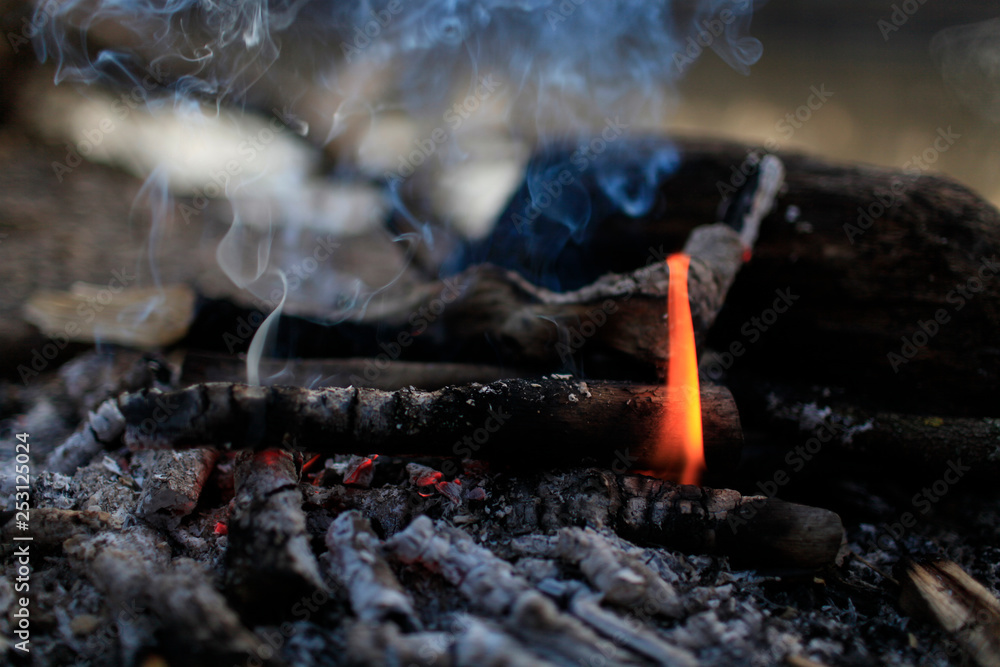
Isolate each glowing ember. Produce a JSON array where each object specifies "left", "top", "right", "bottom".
[
  {"left": 213, "top": 522, "right": 228, "bottom": 536},
  {"left": 647, "top": 253, "right": 705, "bottom": 484},
  {"left": 301, "top": 454, "right": 323, "bottom": 473},
  {"left": 344, "top": 455, "right": 379, "bottom": 485}
]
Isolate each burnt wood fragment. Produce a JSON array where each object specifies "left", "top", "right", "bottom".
[
  {"left": 899, "top": 559, "right": 1000, "bottom": 667},
  {"left": 225, "top": 449, "right": 328, "bottom": 622}
]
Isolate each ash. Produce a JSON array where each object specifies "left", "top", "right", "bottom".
[{"left": 1, "top": 352, "right": 997, "bottom": 667}]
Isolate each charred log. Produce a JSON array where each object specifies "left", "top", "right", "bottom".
[{"left": 78, "top": 378, "right": 743, "bottom": 473}]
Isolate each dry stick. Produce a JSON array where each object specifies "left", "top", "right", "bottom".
[
  {"left": 104, "top": 377, "right": 743, "bottom": 472},
  {"left": 225, "top": 449, "right": 328, "bottom": 622},
  {"left": 899, "top": 560, "right": 1000, "bottom": 667}
]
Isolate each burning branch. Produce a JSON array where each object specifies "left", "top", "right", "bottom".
[{"left": 54, "top": 377, "right": 743, "bottom": 473}]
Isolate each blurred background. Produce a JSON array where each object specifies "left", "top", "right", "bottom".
[
  {"left": 2, "top": 0, "right": 997, "bottom": 204},
  {"left": 0, "top": 0, "right": 998, "bottom": 374},
  {"left": 673, "top": 1, "right": 1000, "bottom": 206}
]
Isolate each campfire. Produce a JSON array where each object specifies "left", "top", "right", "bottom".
[{"left": 2, "top": 1, "right": 1000, "bottom": 666}]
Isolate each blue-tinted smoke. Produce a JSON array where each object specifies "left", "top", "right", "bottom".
[{"left": 32, "top": 0, "right": 764, "bottom": 293}]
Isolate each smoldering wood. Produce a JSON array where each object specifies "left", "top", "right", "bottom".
[
  {"left": 899, "top": 559, "right": 1000, "bottom": 667},
  {"left": 45, "top": 398, "right": 129, "bottom": 474},
  {"left": 324, "top": 156, "right": 782, "bottom": 374},
  {"left": 323, "top": 510, "right": 419, "bottom": 629},
  {"left": 18, "top": 218, "right": 766, "bottom": 379},
  {"left": 494, "top": 469, "right": 844, "bottom": 570},
  {"left": 181, "top": 350, "right": 538, "bottom": 391},
  {"left": 3, "top": 144, "right": 781, "bottom": 381},
  {"left": 756, "top": 384, "right": 1000, "bottom": 472},
  {"left": 225, "top": 449, "right": 328, "bottom": 622},
  {"left": 135, "top": 449, "right": 219, "bottom": 529},
  {"left": 311, "top": 467, "right": 844, "bottom": 570},
  {"left": 63, "top": 526, "right": 276, "bottom": 666},
  {"left": 170, "top": 220, "right": 766, "bottom": 379},
  {"left": 643, "top": 140, "right": 1000, "bottom": 416},
  {"left": 100, "top": 378, "right": 743, "bottom": 472}
]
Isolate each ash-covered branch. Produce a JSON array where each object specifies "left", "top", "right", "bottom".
[
  {"left": 385, "top": 515, "right": 657, "bottom": 666},
  {"left": 324, "top": 510, "right": 419, "bottom": 629},
  {"left": 225, "top": 449, "right": 327, "bottom": 621},
  {"left": 82, "top": 377, "right": 742, "bottom": 472}
]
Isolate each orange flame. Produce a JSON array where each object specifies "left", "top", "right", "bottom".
[{"left": 647, "top": 253, "right": 705, "bottom": 484}]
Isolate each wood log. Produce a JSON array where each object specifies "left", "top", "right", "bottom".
[
  {"left": 633, "top": 139, "right": 1000, "bottom": 417},
  {"left": 89, "top": 378, "right": 743, "bottom": 473},
  {"left": 495, "top": 468, "right": 845, "bottom": 571},
  {"left": 225, "top": 448, "right": 328, "bottom": 622},
  {"left": 749, "top": 381, "right": 1000, "bottom": 473}
]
